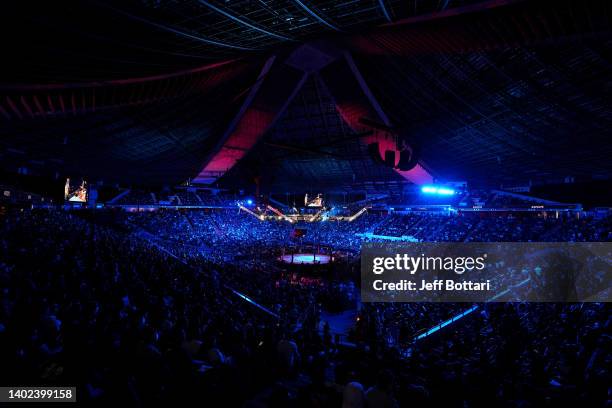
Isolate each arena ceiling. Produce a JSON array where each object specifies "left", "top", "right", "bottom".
[{"left": 0, "top": 0, "right": 611, "bottom": 188}]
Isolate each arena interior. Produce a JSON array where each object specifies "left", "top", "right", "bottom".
[{"left": 0, "top": 0, "right": 611, "bottom": 406}]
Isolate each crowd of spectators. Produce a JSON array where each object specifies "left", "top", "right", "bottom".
[
  {"left": 113, "top": 190, "right": 156, "bottom": 205},
  {"left": 372, "top": 212, "right": 611, "bottom": 242},
  {"left": 0, "top": 210, "right": 337, "bottom": 405},
  {"left": 0, "top": 208, "right": 610, "bottom": 406},
  {"left": 157, "top": 191, "right": 202, "bottom": 206}
]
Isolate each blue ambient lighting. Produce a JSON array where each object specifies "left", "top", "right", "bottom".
[{"left": 421, "top": 186, "right": 455, "bottom": 195}]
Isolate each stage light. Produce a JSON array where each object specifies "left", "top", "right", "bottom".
[
  {"left": 246, "top": 199, "right": 253, "bottom": 205},
  {"left": 421, "top": 186, "right": 455, "bottom": 195}
]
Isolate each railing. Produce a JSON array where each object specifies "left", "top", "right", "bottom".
[
  {"left": 133, "top": 228, "right": 280, "bottom": 320},
  {"left": 412, "top": 277, "right": 532, "bottom": 342}
]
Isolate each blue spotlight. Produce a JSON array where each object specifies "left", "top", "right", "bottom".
[
  {"left": 246, "top": 199, "right": 253, "bottom": 205},
  {"left": 437, "top": 188, "right": 455, "bottom": 195},
  {"left": 421, "top": 186, "right": 455, "bottom": 195}
]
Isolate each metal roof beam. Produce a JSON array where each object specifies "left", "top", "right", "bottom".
[
  {"left": 197, "top": 0, "right": 292, "bottom": 41},
  {"left": 378, "top": 0, "right": 392, "bottom": 22},
  {"left": 95, "top": 2, "right": 257, "bottom": 51},
  {"left": 291, "top": 0, "right": 340, "bottom": 31}
]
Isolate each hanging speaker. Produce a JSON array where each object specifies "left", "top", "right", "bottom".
[
  {"left": 384, "top": 150, "right": 395, "bottom": 167},
  {"left": 368, "top": 143, "right": 385, "bottom": 165},
  {"left": 396, "top": 146, "right": 420, "bottom": 171}
]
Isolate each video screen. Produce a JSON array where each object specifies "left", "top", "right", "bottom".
[
  {"left": 304, "top": 193, "right": 323, "bottom": 207},
  {"left": 64, "top": 178, "right": 88, "bottom": 202}
]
